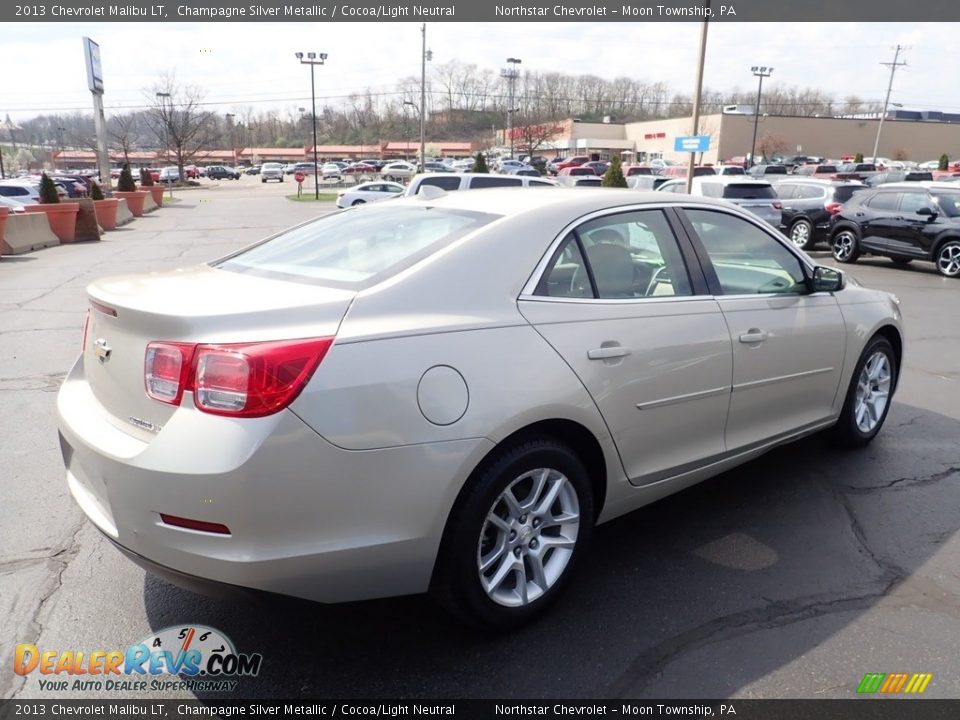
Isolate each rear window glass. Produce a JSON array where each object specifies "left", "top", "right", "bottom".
[
  {"left": 833, "top": 186, "right": 864, "bottom": 203},
  {"left": 933, "top": 192, "right": 960, "bottom": 217},
  {"left": 469, "top": 176, "right": 522, "bottom": 189},
  {"left": 866, "top": 193, "right": 899, "bottom": 211},
  {"left": 530, "top": 180, "right": 555, "bottom": 187},
  {"left": 216, "top": 206, "right": 497, "bottom": 288},
  {"left": 420, "top": 176, "right": 462, "bottom": 191},
  {"left": 723, "top": 184, "right": 776, "bottom": 199},
  {"left": 763, "top": 166, "right": 788, "bottom": 174}
]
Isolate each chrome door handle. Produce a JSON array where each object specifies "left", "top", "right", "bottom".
[
  {"left": 588, "top": 346, "right": 631, "bottom": 360},
  {"left": 739, "top": 330, "right": 768, "bottom": 344}
]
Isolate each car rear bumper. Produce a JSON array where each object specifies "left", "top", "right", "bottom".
[{"left": 57, "top": 355, "right": 492, "bottom": 604}]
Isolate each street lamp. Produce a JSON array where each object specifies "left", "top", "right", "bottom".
[
  {"left": 403, "top": 100, "right": 416, "bottom": 161},
  {"left": 295, "top": 51, "right": 328, "bottom": 200},
  {"left": 418, "top": 24, "right": 433, "bottom": 173},
  {"left": 501, "top": 57, "right": 522, "bottom": 159},
  {"left": 225, "top": 113, "right": 236, "bottom": 165},
  {"left": 749, "top": 66, "right": 773, "bottom": 167},
  {"left": 156, "top": 92, "right": 171, "bottom": 167},
  {"left": 57, "top": 126, "right": 66, "bottom": 165}
]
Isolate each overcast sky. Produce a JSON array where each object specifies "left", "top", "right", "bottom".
[{"left": 3, "top": 22, "right": 958, "bottom": 122}]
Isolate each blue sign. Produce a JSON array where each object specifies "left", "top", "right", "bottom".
[{"left": 674, "top": 135, "right": 710, "bottom": 153}]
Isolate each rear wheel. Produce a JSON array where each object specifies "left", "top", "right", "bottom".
[
  {"left": 831, "top": 228, "right": 860, "bottom": 263},
  {"left": 935, "top": 240, "right": 960, "bottom": 278},
  {"left": 828, "top": 336, "right": 896, "bottom": 448},
  {"left": 788, "top": 218, "right": 815, "bottom": 250},
  {"left": 432, "top": 438, "right": 593, "bottom": 628},
  {"left": 351, "top": 199, "right": 365, "bottom": 206}
]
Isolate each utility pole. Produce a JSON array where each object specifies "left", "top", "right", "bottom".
[
  {"left": 685, "top": 2, "right": 710, "bottom": 194},
  {"left": 749, "top": 66, "right": 773, "bottom": 167},
  {"left": 501, "top": 58, "right": 522, "bottom": 160},
  {"left": 419, "top": 23, "right": 432, "bottom": 174},
  {"left": 871, "top": 45, "right": 907, "bottom": 162}
]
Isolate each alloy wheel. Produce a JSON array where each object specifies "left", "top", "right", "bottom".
[
  {"left": 790, "top": 220, "right": 812, "bottom": 249},
  {"left": 477, "top": 468, "right": 580, "bottom": 607},
  {"left": 854, "top": 351, "right": 892, "bottom": 433},
  {"left": 936, "top": 243, "right": 960, "bottom": 277},
  {"left": 832, "top": 231, "right": 857, "bottom": 262}
]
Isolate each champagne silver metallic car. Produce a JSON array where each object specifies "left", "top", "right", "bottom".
[{"left": 57, "top": 188, "right": 904, "bottom": 627}]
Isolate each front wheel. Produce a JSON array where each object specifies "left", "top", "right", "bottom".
[
  {"left": 827, "top": 336, "right": 897, "bottom": 448},
  {"left": 432, "top": 438, "right": 593, "bottom": 629},
  {"left": 935, "top": 240, "right": 960, "bottom": 278},
  {"left": 788, "top": 218, "right": 815, "bottom": 250},
  {"left": 831, "top": 228, "right": 860, "bottom": 263}
]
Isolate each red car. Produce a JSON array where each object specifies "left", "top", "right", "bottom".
[
  {"left": 625, "top": 165, "right": 654, "bottom": 177},
  {"left": 183, "top": 165, "right": 200, "bottom": 179},
  {"left": 343, "top": 163, "right": 377, "bottom": 175},
  {"left": 553, "top": 155, "right": 591, "bottom": 173},
  {"left": 557, "top": 166, "right": 599, "bottom": 177}
]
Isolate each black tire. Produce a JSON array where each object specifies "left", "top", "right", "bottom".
[
  {"left": 351, "top": 199, "right": 365, "bottom": 206},
  {"left": 788, "top": 218, "right": 815, "bottom": 250},
  {"left": 831, "top": 227, "right": 861, "bottom": 264},
  {"left": 432, "top": 437, "right": 594, "bottom": 629},
  {"left": 261, "top": 178, "right": 266, "bottom": 183},
  {"left": 934, "top": 239, "right": 960, "bottom": 278},
  {"left": 827, "top": 336, "right": 897, "bottom": 448}
]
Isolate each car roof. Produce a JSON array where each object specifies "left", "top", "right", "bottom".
[
  {"left": 775, "top": 177, "right": 865, "bottom": 186},
  {"left": 879, "top": 181, "right": 960, "bottom": 190},
  {"left": 692, "top": 176, "right": 773, "bottom": 186},
  {"left": 390, "top": 186, "right": 735, "bottom": 217}
]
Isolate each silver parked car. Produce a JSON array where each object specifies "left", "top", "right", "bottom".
[
  {"left": 58, "top": 189, "right": 903, "bottom": 627},
  {"left": 658, "top": 176, "right": 783, "bottom": 227},
  {"left": 260, "top": 162, "right": 285, "bottom": 183}
]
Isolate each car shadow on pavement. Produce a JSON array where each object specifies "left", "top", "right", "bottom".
[{"left": 142, "top": 402, "right": 960, "bottom": 699}]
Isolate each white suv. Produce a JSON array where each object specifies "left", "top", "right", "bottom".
[{"left": 404, "top": 172, "right": 558, "bottom": 196}]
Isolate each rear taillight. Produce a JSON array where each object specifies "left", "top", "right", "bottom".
[
  {"left": 145, "top": 342, "right": 195, "bottom": 406},
  {"left": 825, "top": 201, "right": 843, "bottom": 215},
  {"left": 144, "top": 337, "right": 333, "bottom": 418}
]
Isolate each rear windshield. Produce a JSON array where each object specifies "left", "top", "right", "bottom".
[
  {"left": 763, "top": 166, "right": 788, "bottom": 174},
  {"left": 469, "top": 176, "right": 522, "bottom": 188},
  {"left": 722, "top": 184, "right": 777, "bottom": 199},
  {"left": 933, "top": 192, "right": 960, "bottom": 217},
  {"left": 216, "top": 205, "right": 498, "bottom": 288}
]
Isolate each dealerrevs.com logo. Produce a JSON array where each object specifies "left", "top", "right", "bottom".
[
  {"left": 857, "top": 673, "right": 933, "bottom": 695},
  {"left": 14, "top": 625, "right": 262, "bottom": 693}
]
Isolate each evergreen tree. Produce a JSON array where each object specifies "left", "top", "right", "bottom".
[
  {"left": 471, "top": 152, "right": 489, "bottom": 173},
  {"left": 602, "top": 155, "right": 628, "bottom": 188},
  {"left": 39, "top": 172, "right": 61, "bottom": 204},
  {"left": 939, "top": 154, "right": 950, "bottom": 171},
  {"left": 117, "top": 164, "right": 136, "bottom": 192}
]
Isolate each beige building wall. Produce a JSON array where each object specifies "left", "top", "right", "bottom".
[
  {"left": 566, "top": 120, "right": 629, "bottom": 141},
  {"left": 623, "top": 115, "right": 723, "bottom": 164},
  {"left": 717, "top": 114, "right": 960, "bottom": 163}
]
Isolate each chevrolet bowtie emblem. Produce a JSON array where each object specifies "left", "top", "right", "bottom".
[{"left": 93, "top": 338, "right": 112, "bottom": 363}]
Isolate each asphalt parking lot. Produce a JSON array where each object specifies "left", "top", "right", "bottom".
[{"left": 2, "top": 179, "right": 959, "bottom": 700}]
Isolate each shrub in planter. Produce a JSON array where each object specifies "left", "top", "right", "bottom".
[
  {"left": 117, "top": 165, "right": 137, "bottom": 192},
  {"left": 139, "top": 168, "right": 155, "bottom": 187},
  {"left": 89, "top": 181, "right": 119, "bottom": 230},
  {"left": 90, "top": 181, "right": 105, "bottom": 201},
  {"left": 602, "top": 156, "right": 628, "bottom": 188},
  {"left": 471, "top": 152, "right": 489, "bottom": 173},
  {"left": 39, "top": 173, "right": 61, "bottom": 204}
]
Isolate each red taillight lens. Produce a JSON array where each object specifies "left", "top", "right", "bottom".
[
  {"left": 825, "top": 201, "right": 843, "bottom": 215},
  {"left": 144, "top": 337, "right": 333, "bottom": 418},
  {"left": 160, "top": 514, "right": 231, "bottom": 535},
  {"left": 145, "top": 342, "right": 195, "bottom": 405}
]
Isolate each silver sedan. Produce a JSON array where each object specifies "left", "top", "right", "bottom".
[{"left": 58, "top": 189, "right": 903, "bottom": 627}]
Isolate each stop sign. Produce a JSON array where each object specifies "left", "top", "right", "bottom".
[{"left": 294, "top": 171, "right": 306, "bottom": 183}]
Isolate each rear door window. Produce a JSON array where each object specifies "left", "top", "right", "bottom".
[
  {"left": 419, "top": 176, "right": 462, "bottom": 191},
  {"left": 866, "top": 193, "right": 899, "bottom": 211},
  {"left": 722, "top": 184, "right": 776, "bottom": 199},
  {"left": 469, "top": 176, "right": 523, "bottom": 189}
]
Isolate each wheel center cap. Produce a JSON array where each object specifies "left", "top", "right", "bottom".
[{"left": 519, "top": 526, "right": 534, "bottom": 543}]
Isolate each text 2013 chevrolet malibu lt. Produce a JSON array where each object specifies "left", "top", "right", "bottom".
[{"left": 58, "top": 188, "right": 903, "bottom": 627}]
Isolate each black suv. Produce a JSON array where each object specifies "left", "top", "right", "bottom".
[
  {"left": 829, "top": 183, "right": 960, "bottom": 277},
  {"left": 775, "top": 179, "right": 866, "bottom": 250},
  {"left": 206, "top": 165, "right": 241, "bottom": 180}
]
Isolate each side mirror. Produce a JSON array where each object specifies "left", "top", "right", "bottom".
[
  {"left": 813, "top": 266, "right": 844, "bottom": 293},
  {"left": 916, "top": 206, "right": 938, "bottom": 220}
]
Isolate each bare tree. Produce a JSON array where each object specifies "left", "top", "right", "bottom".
[
  {"left": 145, "top": 73, "right": 219, "bottom": 177},
  {"left": 108, "top": 113, "right": 139, "bottom": 166}
]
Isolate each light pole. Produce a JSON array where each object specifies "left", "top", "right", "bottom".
[
  {"left": 57, "top": 126, "right": 66, "bottom": 166},
  {"left": 155, "top": 91, "right": 171, "bottom": 167},
  {"left": 225, "top": 113, "right": 236, "bottom": 166},
  {"left": 295, "top": 51, "right": 328, "bottom": 199},
  {"left": 749, "top": 66, "right": 772, "bottom": 167},
  {"left": 403, "top": 100, "right": 415, "bottom": 161},
  {"left": 501, "top": 57, "right": 522, "bottom": 159},
  {"left": 419, "top": 24, "right": 432, "bottom": 173}
]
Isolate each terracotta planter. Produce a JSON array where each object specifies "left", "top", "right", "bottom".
[
  {"left": 114, "top": 191, "right": 148, "bottom": 217},
  {"left": 92, "top": 198, "right": 120, "bottom": 230},
  {"left": 0, "top": 207, "right": 8, "bottom": 254},
  {"left": 145, "top": 185, "right": 164, "bottom": 207},
  {"left": 24, "top": 202, "right": 80, "bottom": 243}
]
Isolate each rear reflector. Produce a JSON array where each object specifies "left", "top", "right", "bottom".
[{"left": 159, "top": 514, "right": 231, "bottom": 535}]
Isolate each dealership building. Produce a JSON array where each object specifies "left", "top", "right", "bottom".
[{"left": 530, "top": 113, "right": 960, "bottom": 165}]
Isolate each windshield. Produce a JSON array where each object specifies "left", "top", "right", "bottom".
[{"left": 216, "top": 205, "right": 498, "bottom": 288}]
